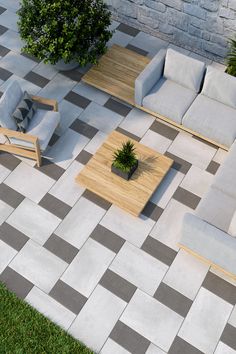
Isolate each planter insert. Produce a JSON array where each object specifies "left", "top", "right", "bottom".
[{"left": 111, "top": 159, "right": 138, "bottom": 180}]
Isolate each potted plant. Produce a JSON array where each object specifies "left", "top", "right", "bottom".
[
  {"left": 226, "top": 38, "right": 236, "bottom": 77},
  {"left": 111, "top": 140, "right": 138, "bottom": 180},
  {"left": 17, "top": 0, "right": 113, "bottom": 71}
]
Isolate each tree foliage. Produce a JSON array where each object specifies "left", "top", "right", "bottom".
[{"left": 226, "top": 38, "right": 236, "bottom": 77}]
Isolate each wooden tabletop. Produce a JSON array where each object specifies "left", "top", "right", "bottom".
[{"left": 76, "top": 131, "right": 173, "bottom": 216}]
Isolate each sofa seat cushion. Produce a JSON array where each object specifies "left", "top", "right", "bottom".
[
  {"left": 196, "top": 187, "right": 236, "bottom": 232},
  {"left": 164, "top": 49, "right": 205, "bottom": 92},
  {"left": 0, "top": 81, "right": 23, "bottom": 130},
  {"left": 10, "top": 109, "right": 60, "bottom": 151},
  {"left": 143, "top": 78, "right": 197, "bottom": 124},
  {"left": 229, "top": 211, "right": 236, "bottom": 237},
  {"left": 182, "top": 94, "right": 236, "bottom": 148}
]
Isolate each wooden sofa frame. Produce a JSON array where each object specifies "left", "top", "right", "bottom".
[{"left": 0, "top": 96, "right": 58, "bottom": 167}]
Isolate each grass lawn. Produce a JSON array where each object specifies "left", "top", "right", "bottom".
[{"left": 0, "top": 282, "right": 94, "bottom": 354}]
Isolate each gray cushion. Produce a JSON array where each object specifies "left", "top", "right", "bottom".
[
  {"left": 135, "top": 49, "right": 166, "bottom": 106},
  {"left": 12, "top": 91, "right": 36, "bottom": 133},
  {"left": 164, "top": 48, "right": 205, "bottom": 93},
  {"left": 202, "top": 66, "right": 236, "bottom": 108},
  {"left": 228, "top": 211, "right": 236, "bottom": 237},
  {"left": 182, "top": 94, "right": 236, "bottom": 147},
  {"left": 0, "top": 81, "right": 23, "bottom": 130},
  {"left": 196, "top": 186, "right": 236, "bottom": 232},
  {"left": 10, "top": 109, "right": 60, "bottom": 151},
  {"left": 142, "top": 77, "right": 197, "bottom": 124},
  {"left": 180, "top": 213, "right": 236, "bottom": 276}
]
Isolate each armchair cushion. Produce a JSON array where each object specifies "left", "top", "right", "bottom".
[
  {"left": 164, "top": 49, "right": 205, "bottom": 93},
  {"left": 12, "top": 91, "right": 36, "bottom": 133},
  {"left": 10, "top": 109, "right": 60, "bottom": 151},
  {"left": 0, "top": 81, "right": 23, "bottom": 130},
  {"left": 142, "top": 78, "right": 197, "bottom": 124},
  {"left": 202, "top": 66, "right": 236, "bottom": 109}
]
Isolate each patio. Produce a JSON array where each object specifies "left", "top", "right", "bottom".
[{"left": 0, "top": 1, "right": 236, "bottom": 353}]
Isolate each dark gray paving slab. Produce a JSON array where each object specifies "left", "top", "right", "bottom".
[
  {"left": 0, "top": 152, "right": 21, "bottom": 171},
  {"left": 48, "top": 133, "right": 60, "bottom": 146},
  {"left": 0, "top": 6, "right": 6, "bottom": 14},
  {"left": 126, "top": 44, "right": 148, "bottom": 56},
  {"left": 65, "top": 91, "right": 91, "bottom": 109},
  {"left": 100, "top": 269, "right": 136, "bottom": 302},
  {"left": 39, "top": 193, "right": 71, "bottom": 219},
  {"left": 141, "top": 236, "right": 177, "bottom": 266},
  {"left": 75, "top": 150, "right": 92, "bottom": 165},
  {"left": 150, "top": 120, "right": 179, "bottom": 141},
  {"left": 110, "top": 320, "right": 150, "bottom": 354},
  {"left": 142, "top": 202, "right": 163, "bottom": 222},
  {"left": 221, "top": 323, "right": 236, "bottom": 351},
  {"left": 0, "top": 44, "right": 9, "bottom": 57},
  {"left": 60, "top": 69, "right": 83, "bottom": 82},
  {"left": 0, "top": 266, "right": 33, "bottom": 299},
  {"left": 206, "top": 160, "right": 220, "bottom": 175},
  {"left": 165, "top": 151, "right": 192, "bottom": 174},
  {"left": 202, "top": 272, "right": 236, "bottom": 305},
  {"left": 173, "top": 187, "right": 201, "bottom": 209},
  {"left": 154, "top": 282, "right": 193, "bottom": 317},
  {"left": 44, "top": 234, "right": 78, "bottom": 263},
  {"left": 0, "top": 183, "right": 24, "bottom": 208},
  {"left": 35, "top": 158, "right": 65, "bottom": 181},
  {"left": 116, "top": 127, "right": 140, "bottom": 141},
  {"left": 0, "top": 67, "right": 12, "bottom": 81},
  {"left": 21, "top": 52, "right": 41, "bottom": 63},
  {"left": 24, "top": 71, "right": 50, "bottom": 88},
  {"left": 90, "top": 224, "right": 125, "bottom": 253},
  {"left": 169, "top": 336, "right": 204, "bottom": 354},
  {"left": 82, "top": 190, "right": 111, "bottom": 210},
  {"left": 70, "top": 119, "right": 98, "bottom": 139},
  {"left": 0, "top": 24, "right": 7, "bottom": 35},
  {"left": 104, "top": 97, "right": 132, "bottom": 117},
  {"left": 0, "top": 222, "right": 29, "bottom": 251},
  {"left": 117, "top": 23, "right": 140, "bottom": 36},
  {"left": 49, "top": 279, "right": 87, "bottom": 314}
]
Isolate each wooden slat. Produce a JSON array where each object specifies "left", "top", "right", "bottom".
[{"left": 0, "top": 144, "right": 36, "bottom": 159}]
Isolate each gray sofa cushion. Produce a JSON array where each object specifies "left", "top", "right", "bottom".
[
  {"left": 180, "top": 213, "right": 236, "bottom": 276},
  {"left": 182, "top": 94, "right": 236, "bottom": 147},
  {"left": 12, "top": 91, "right": 37, "bottom": 133},
  {"left": 202, "top": 66, "right": 236, "bottom": 109},
  {"left": 142, "top": 77, "right": 197, "bottom": 124},
  {"left": 10, "top": 109, "right": 60, "bottom": 151},
  {"left": 164, "top": 49, "right": 205, "bottom": 93},
  {"left": 135, "top": 49, "right": 166, "bottom": 106},
  {"left": 0, "top": 81, "right": 23, "bottom": 130},
  {"left": 229, "top": 211, "right": 236, "bottom": 237},
  {"left": 196, "top": 186, "right": 236, "bottom": 233}
]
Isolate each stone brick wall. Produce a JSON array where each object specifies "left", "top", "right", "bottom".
[{"left": 105, "top": 0, "right": 236, "bottom": 62}]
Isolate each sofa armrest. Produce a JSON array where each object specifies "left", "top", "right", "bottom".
[
  {"left": 31, "top": 95, "right": 58, "bottom": 112},
  {"left": 179, "top": 213, "right": 236, "bottom": 275},
  {"left": 0, "top": 127, "right": 37, "bottom": 143},
  {"left": 135, "top": 49, "right": 166, "bottom": 106}
]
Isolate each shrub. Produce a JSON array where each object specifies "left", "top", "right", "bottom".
[
  {"left": 112, "top": 140, "right": 137, "bottom": 172},
  {"left": 226, "top": 38, "right": 236, "bottom": 77}
]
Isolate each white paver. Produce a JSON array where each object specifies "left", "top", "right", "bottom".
[
  {"left": 101, "top": 338, "right": 130, "bottom": 354},
  {"left": 56, "top": 99, "right": 83, "bottom": 136},
  {"left": 119, "top": 108, "right": 155, "bottom": 138},
  {"left": 84, "top": 131, "right": 107, "bottom": 155},
  {"left": 73, "top": 81, "right": 110, "bottom": 105},
  {"left": 0, "top": 51, "right": 37, "bottom": 77},
  {"left": 0, "top": 240, "right": 17, "bottom": 273},
  {"left": 0, "top": 199, "right": 13, "bottom": 225},
  {"left": 180, "top": 165, "right": 213, "bottom": 198},
  {"left": 141, "top": 130, "right": 172, "bottom": 154},
  {"left": 39, "top": 73, "right": 76, "bottom": 102}
]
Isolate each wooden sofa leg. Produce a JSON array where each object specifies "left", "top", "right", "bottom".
[{"left": 35, "top": 140, "right": 42, "bottom": 167}]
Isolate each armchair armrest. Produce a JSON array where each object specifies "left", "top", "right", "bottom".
[
  {"left": 0, "top": 127, "right": 37, "bottom": 143},
  {"left": 31, "top": 95, "right": 58, "bottom": 112},
  {"left": 135, "top": 48, "right": 166, "bottom": 106}
]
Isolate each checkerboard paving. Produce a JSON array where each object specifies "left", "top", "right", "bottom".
[{"left": 0, "top": 3, "right": 235, "bottom": 354}]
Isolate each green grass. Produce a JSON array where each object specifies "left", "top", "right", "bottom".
[{"left": 0, "top": 282, "right": 94, "bottom": 354}]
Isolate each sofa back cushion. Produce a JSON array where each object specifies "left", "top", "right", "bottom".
[
  {"left": 164, "top": 49, "right": 206, "bottom": 93},
  {"left": 12, "top": 91, "right": 36, "bottom": 133},
  {"left": 0, "top": 81, "right": 23, "bottom": 130},
  {"left": 228, "top": 210, "right": 236, "bottom": 237},
  {"left": 202, "top": 66, "right": 236, "bottom": 108}
]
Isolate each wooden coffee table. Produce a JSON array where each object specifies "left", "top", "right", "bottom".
[{"left": 76, "top": 131, "right": 173, "bottom": 216}]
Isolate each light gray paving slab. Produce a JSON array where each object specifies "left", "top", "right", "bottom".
[
  {"left": 46, "top": 129, "right": 89, "bottom": 169},
  {"left": 0, "top": 0, "right": 20, "bottom": 12},
  {"left": 50, "top": 161, "right": 84, "bottom": 207},
  {"left": 100, "top": 205, "right": 155, "bottom": 247},
  {"left": 1, "top": 75, "right": 41, "bottom": 95},
  {"left": 140, "top": 130, "right": 172, "bottom": 154},
  {"left": 168, "top": 132, "right": 216, "bottom": 170},
  {"left": 214, "top": 341, "right": 236, "bottom": 354},
  {"left": 228, "top": 306, "right": 236, "bottom": 328},
  {"left": 101, "top": 338, "right": 131, "bottom": 354},
  {"left": 146, "top": 343, "right": 166, "bottom": 354},
  {"left": 180, "top": 166, "right": 213, "bottom": 198},
  {"left": 119, "top": 108, "right": 155, "bottom": 138},
  {"left": 110, "top": 242, "right": 168, "bottom": 296},
  {"left": 39, "top": 73, "right": 76, "bottom": 101},
  {"left": 26, "top": 286, "right": 76, "bottom": 330},
  {"left": 0, "top": 200, "right": 14, "bottom": 225},
  {"left": 0, "top": 9, "right": 18, "bottom": 31},
  {"left": 0, "top": 50, "right": 36, "bottom": 78},
  {"left": 213, "top": 148, "right": 228, "bottom": 164},
  {"left": 121, "top": 289, "right": 183, "bottom": 352},
  {"left": 150, "top": 168, "right": 184, "bottom": 209},
  {"left": 130, "top": 32, "right": 168, "bottom": 57},
  {"left": 4, "top": 162, "right": 55, "bottom": 203},
  {"left": 0, "top": 239, "right": 17, "bottom": 273},
  {"left": 84, "top": 131, "right": 107, "bottom": 155},
  {"left": 79, "top": 102, "right": 123, "bottom": 134},
  {"left": 69, "top": 284, "right": 126, "bottom": 352},
  {"left": 163, "top": 249, "right": 209, "bottom": 300},
  {"left": 108, "top": 30, "right": 133, "bottom": 47},
  {"left": 150, "top": 199, "right": 192, "bottom": 251},
  {"left": 10, "top": 240, "right": 68, "bottom": 293},
  {"left": 62, "top": 238, "right": 115, "bottom": 297},
  {"left": 56, "top": 99, "right": 83, "bottom": 136},
  {"left": 33, "top": 61, "right": 58, "bottom": 80},
  {"left": 0, "top": 165, "right": 11, "bottom": 183},
  {"left": 0, "top": 29, "right": 24, "bottom": 52},
  {"left": 72, "top": 82, "right": 110, "bottom": 105},
  {"left": 7, "top": 199, "right": 61, "bottom": 245},
  {"left": 55, "top": 197, "right": 106, "bottom": 249},
  {"left": 179, "top": 288, "right": 233, "bottom": 353}
]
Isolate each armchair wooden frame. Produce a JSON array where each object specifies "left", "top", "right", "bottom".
[{"left": 0, "top": 96, "right": 58, "bottom": 167}]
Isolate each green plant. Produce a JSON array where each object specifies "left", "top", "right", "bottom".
[
  {"left": 226, "top": 38, "right": 236, "bottom": 76},
  {"left": 17, "top": 0, "right": 112, "bottom": 66},
  {"left": 112, "top": 140, "right": 137, "bottom": 172}
]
